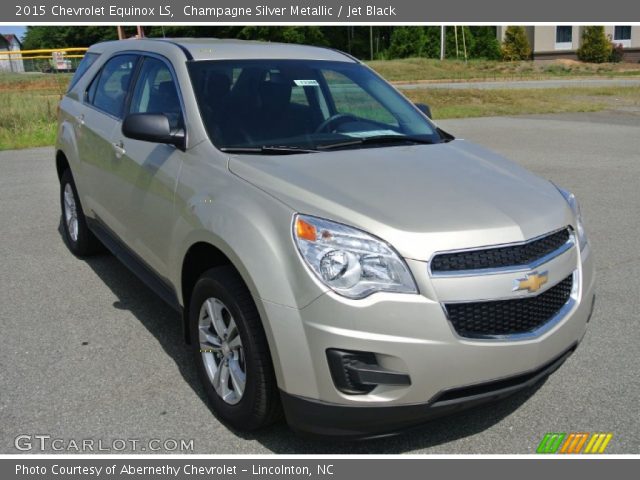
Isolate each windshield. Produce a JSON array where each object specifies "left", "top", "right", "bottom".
[{"left": 188, "top": 59, "right": 444, "bottom": 152}]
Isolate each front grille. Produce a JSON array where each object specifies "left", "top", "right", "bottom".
[
  {"left": 444, "top": 274, "right": 573, "bottom": 338},
  {"left": 431, "top": 228, "right": 571, "bottom": 273}
]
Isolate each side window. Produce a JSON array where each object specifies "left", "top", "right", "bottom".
[
  {"left": 86, "top": 54, "right": 137, "bottom": 118},
  {"left": 129, "top": 57, "right": 183, "bottom": 130},
  {"left": 321, "top": 70, "right": 398, "bottom": 127}
]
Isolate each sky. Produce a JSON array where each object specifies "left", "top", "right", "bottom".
[{"left": 0, "top": 26, "right": 27, "bottom": 41}]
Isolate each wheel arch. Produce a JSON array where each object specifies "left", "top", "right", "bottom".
[
  {"left": 179, "top": 238, "right": 291, "bottom": 391},
  {"left": 55, "top": 150, "right": 71, "bottom": 181}
]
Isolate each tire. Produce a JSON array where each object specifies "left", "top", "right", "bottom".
[
  {"left": 189, "top": 266, "right": 281, "bottom": 431},
  {"left": 60, "top": 169, "right": 103, "bottom": 257}
]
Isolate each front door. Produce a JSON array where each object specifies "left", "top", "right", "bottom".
[{"left": 111, "top": 55, "right": 187, "bottom": 279}]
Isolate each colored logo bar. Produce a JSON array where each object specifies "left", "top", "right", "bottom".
[{"left": 537, "top": 433, "right": 613, "bottom": 454}]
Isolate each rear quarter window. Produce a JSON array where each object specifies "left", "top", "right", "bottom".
[
  {"left": 85, "top": 54, "right": 138, "bottom": 118},
  {"left": 67, "top": 52, "right": 100, "bottom": 92}
]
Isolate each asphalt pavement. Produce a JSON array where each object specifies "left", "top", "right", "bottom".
[{"left": 1, "top": 110, "right": 639, "bottom": 454}]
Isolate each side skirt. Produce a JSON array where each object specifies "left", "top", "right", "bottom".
[{"left": 86, "top": 217, "right": 183, "bottom": 314}]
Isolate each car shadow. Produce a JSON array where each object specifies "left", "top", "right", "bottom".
[{"left": 59, "top": 221, "right": 547, "bottom": 454}]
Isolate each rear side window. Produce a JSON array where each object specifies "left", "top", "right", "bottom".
[
  {"left": 67, "top": 52, "right": 99, "bottom": 91},
  {"left": 129, "top": 57, "right": 183, "bottom": 130},
  {"left": 86, "top": 54, "right": 138, "bottom": 118}
]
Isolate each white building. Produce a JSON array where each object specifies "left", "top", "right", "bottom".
[
  {"left": 0, "top": 34, "right": 25, "bottom": 73},
  {"left": 497, "top": 26, "right": 640, "bottom": 62}
]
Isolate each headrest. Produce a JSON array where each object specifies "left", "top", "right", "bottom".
[
  {"left": 205, "top": 72, "right": 231, "bottom": 99},
  {"left": 258, "top": 77, "right": 292, "bottom": 113}
]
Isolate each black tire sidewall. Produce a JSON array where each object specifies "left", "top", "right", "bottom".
[
  {"left": 60, "top": 170, "right": 84, "bottom": 254},
  {"left": 59, "top": 169, "right": 102, "bottom": 257}
]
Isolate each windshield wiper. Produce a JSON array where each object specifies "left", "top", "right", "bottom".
[
  {"left": 220, "top": 145, "right": 318, "bottom": 155},
  {"left": 317, "top": 135, "right": 437, "bottom": 151}
]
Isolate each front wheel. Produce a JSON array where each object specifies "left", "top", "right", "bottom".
[{"left": 189, "top": 266, "right": 281, "bottom": 430}]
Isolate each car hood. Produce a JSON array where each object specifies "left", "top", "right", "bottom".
[{"left": 228, "top": 139, "right": 573, "bottom": 261}]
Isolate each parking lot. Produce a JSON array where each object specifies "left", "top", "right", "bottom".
[{"left": 1, "top": 110, "right": 639, "bottom": 454}]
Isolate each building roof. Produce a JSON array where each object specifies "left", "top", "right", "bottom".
[
  {"left": 91, "top": 38, "right": 356, "bottom": 63},
  {"left": 2, "top": 34, "right": 22, "bottom": 46}
]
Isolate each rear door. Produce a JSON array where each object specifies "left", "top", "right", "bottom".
[
  {"left": 77, "top": 53, "right": 139, "bottom": 238},
  {"left": 110, "top": 55, "right": 187, "bottom": 278}
]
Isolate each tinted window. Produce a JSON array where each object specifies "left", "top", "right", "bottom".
[
  {"left": 67, "top": 52, "right": 99, "bottom": 91},
  {"left": 129, "top": 57, "right": 182, "bottom": 129},
  {"left": 87, "top": 54, "right": 137, "bottom": 118}
]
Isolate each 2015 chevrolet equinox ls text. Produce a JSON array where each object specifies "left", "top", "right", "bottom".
[{"left": 56, "top": 39, "right": 595, "bottom": 438}]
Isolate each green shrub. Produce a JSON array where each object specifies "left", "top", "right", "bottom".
[
  {"left": 501, "top": 26, "right": 531, "bottom": 61},
  {"left": 609, "top": 42, "right": 624, "bottom": 63},
  {"left": 577, "top": 27, "right": 612, "bottom": 63}
]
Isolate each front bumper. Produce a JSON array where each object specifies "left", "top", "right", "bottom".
[
  {"left": 261, "top": 242, "right": 595, "bottom": 437},
  {"left": 281, "top": 342, "right": 580, "bottom": 438}
]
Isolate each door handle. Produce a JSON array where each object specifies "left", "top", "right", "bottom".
[
  {"left": 113, "top": 140, "right": 126, "bottom": 158},
  {"left": 75, "top": 114, "right": 84, "bottom": 128}
]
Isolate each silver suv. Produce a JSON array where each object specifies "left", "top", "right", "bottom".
[{"left": 56, "top": 38, "right": 595, "bottom": 437}]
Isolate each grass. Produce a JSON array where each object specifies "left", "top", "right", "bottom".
[
  {"left": 0, "top": 73, "right": 71, "bottom": 150},
  {"left": 403, "top": 86, "right": 640, "bottom": 119},
  {"left": 1, "top": 69, "right": 639, "bottom": 150},
  {"left": 368, "top": 58, "right": 640, "bottom": 83}
]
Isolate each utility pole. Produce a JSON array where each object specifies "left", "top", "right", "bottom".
[
  {"left": 117, "top": 26, "right": 144, "bottom": 40},
  {"left": 454, "top": 26, "right": 459, "bottom": 59},
  {"left": 370, "top": 26, "right": 374, "bottom": 61},
  {"left": 461, "top": 26, "right": 468, "bottom": 62},
  {"left": 440, "top": 26, "right": 445, "bottom": 60}
]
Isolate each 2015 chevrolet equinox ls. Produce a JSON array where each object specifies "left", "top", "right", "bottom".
[{"left": 56, "top": 39, "right": 595, "bottom": 438}]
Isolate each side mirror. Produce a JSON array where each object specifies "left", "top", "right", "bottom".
[
  {"left": 415, "top": 103, "right": 432, "bottom": 119},
  {"left": 122, "top": 113, "right": 185, "bottom": 150}
]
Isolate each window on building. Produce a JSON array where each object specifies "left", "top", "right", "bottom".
[
  {"left": 555, "top": 26, "right": 573, "bottom": 49},
  {"left": 614, "top": 26, "right": 632, "bottom": 46}
]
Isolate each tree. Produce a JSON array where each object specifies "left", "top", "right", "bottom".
[
  {"left": 235, "top": 26, "right": 327, "bottom": 46},
  {"left": 444, "top": 26, "right": 475, "bottom": 60},
  {"left": 501, "top": 26, "right": 531, "bottom": 61},
  {"left": 22, "top": 26, "right": 117, "bottom": 49},
  {"left": 470, "top": 27, "right": 502, "bottom": 60},
  {"left": 577, "top": 26, "right": 612, "bottom": 63},
  {"left": 387, "top": 27, "right": 427, "bottom": 58}
]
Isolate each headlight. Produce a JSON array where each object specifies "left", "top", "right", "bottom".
[
  {"left": 556, "top": 186, "right": 588, "bottom": 250},
  {"left": 293, "top": 214, "right": 418, "bottom": 299}
]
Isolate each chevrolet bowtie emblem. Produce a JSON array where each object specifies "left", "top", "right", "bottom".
[{"left": 513, "top": 271, "right": 549, "bottom": 293}]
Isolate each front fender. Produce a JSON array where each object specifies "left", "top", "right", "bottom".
[{"left": 169, "top": 151, "right": 328, "bottom": 393}]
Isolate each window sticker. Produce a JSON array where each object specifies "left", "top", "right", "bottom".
[
  {"left": 294, "top": 79, "right": 320, "bottom": 87},
  {"left": 342, "top": 130, "right": 402, "bottom": 138}
]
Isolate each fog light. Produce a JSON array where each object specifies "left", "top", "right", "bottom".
[{"left": 326, "top": 349, "right": 411, "bottom": 395}]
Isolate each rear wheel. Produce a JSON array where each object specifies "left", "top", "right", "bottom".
[
  {"left": 60, "top": 169, "right": 102, "bottom": 257},
  {"left": 189, "top": 266, "right": 281, "bottom": 430}
]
